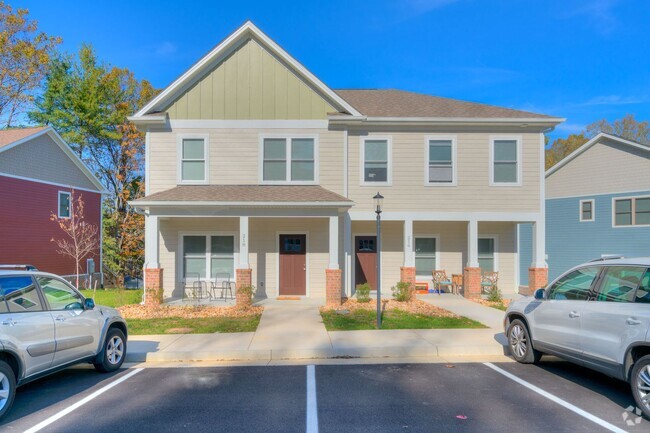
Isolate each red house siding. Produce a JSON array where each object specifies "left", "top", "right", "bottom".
[{"left": 0, "top": 175, "right": 101, "bottom": 276}]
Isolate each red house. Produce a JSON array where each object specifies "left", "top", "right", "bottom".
[{"left": 0, "top": 127, "right": 107, "bottom": 279}]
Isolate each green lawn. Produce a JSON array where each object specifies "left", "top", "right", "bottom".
[
  {"left": 79, "top": 288, "right": 143, "bottom": 308},
  {"left": 321, "top": 308, "right": 486, "bottom": 331},
  {"left": 126, "top": 315, "right": 261, "bottom": 335}
]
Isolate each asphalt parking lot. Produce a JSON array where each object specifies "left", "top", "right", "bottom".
[{"left": 2, "top": 360, "right": 648, "bottom": 433}]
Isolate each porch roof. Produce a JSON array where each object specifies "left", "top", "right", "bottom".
[{"left": 130, "top": 185, "right": 354, "bottom": 208}]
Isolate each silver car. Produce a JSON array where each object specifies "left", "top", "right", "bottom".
[
  {"left": 505, "top": 257, "right": 650, "bottom": 417},
  {"left": 0, "top": 270, "right": 128, "bottom": 419}
]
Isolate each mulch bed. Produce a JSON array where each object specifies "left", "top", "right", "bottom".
[
  {"left": 118, "top": 304, "right": 263, "bottom": 319},
  {"left": 472, "top": 299, "right": 512, "bottom": 309},
  {"left": 321, "top": 298, "right": 459, "bottom": 318}
]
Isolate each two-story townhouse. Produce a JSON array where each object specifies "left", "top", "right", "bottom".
[
  {"left": 518, "top": 133, "right": 650, "bottom": 286},
  {"left": 129, "top": 22, "right": 564, "bottom": 305}
]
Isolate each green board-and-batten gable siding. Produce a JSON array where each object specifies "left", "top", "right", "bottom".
[{"left": 164, "top": 38, "right": 337, "bottom": 120}]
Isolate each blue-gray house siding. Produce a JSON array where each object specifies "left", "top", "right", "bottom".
[{"left": 519, "top": 190, "right": 650, "bottom": 285}]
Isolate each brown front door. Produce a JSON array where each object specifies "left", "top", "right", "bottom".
[
  {"left": 279, "top": 234, "right": 307, "bottom": 296},
  {"left": 355, "top": 236, "right": 377, "bottom": 290}
]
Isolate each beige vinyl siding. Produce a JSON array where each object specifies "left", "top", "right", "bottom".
[
  {"left": 0, "top": 134, "right": 98, "bottom": 191},
  {"left": 546, "top": 138, "right": 650, "bottom": 199},
  {"left": 147, "top": 128, "right": 344, "bottom": 195},
  {"left": 348, "top": 129, "right": 542, "bottom": 213},
  {"left": 165, "top": 39, "right": 336, "bottom": 120}
]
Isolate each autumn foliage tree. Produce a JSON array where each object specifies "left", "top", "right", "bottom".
[{"left": 50, "top": 193, "right": 100, "bottom": 289}]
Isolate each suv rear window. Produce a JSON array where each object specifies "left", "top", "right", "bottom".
[
  {"left": 596, "top": 266, "right": 646, "bottom": 303},
  {"left": 0, "top": 276, "right": 44, "bottom": 313}
]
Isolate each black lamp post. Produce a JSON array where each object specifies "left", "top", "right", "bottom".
[{"left": 374, "top": 192, "right": 384, "bottom": 329}]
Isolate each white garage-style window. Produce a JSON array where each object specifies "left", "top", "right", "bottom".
[
  {"left": 260, "top": 136, "right": 317, "bottom": 184},
  {"left": 425, "top": 136, "right": 457, "bottom": 186},
  {"left": 178, "top": 135, "right": 209, "bottom": 184},
  {"left": 58, "top": 191, "right": 71, "bottom": 218},
  {"left": 361, "top": 137, "right": 391, "bottom": 185},
  {"left": 182, "top": 234, "right": 236, "bottom": 280},
  {"left": 490, "top": 137, "right": 521, "bottom": 186}
]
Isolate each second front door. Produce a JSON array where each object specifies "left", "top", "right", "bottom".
[
  {"left": 279, "top": 234, "right": 307, "bottom": 296},
  {"left": 355, "top": 236, "right": 377, "bottom": 290}
]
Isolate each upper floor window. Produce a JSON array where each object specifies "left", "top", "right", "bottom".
[
  {"left": 58, "top": 191, "right": 71, "bottom": 218},
  {"left": 179, "top": 135, "right": 208, "bottom": 184},
  {"left": 261, "top": 137, "right": 316, "bottom": 183},
  {"left": 361, "top": 137, "right": 391, "bottom": 185},
  {"left": 426, "top": 137, "right": 456, "bottom": 185},
  {"left": 614, "top": 196, "right": 650, "bottom": 227},
  {"left": 580, "top": 199, "right": 594, "bottom": 222},
  {"left": 490, "top": 137, "right": 521, "bottom": 186}
]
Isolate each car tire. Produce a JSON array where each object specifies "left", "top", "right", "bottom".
[
  {"left": 94, "top": 328, "right": 126, "bottom": 373},
  {"left": 0, "top": 360, "right": 16, "bottom": 420},
  {"left": 631, "top": 354, "right": 650, "bottom": 419},
  {"left": 507, "top": 319, "right": 542, "bottom": 364}
]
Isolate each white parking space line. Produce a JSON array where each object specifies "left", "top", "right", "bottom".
[
  {"left": 23, "top": 368, "right": 144, "bottom": 433},
  {"left": 484, "top": 363, "right": 627, "bottom": 433},
  {"left": 306, "top": 365, "right": 318, "bottom": 433}
]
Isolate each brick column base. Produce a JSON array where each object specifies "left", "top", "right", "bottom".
[
  {"left": 144, "top": 268, "right": 163, "bottom": 306},
  {"left": 400, "top": 267, "right": 416, "bottom": 285},
  {"left": 326, "top": 269, "right": 342, "bottom": 307},
  {"left": 462, "top": 267, "right": 482, "bottom": 299},
  {"left": 236, "top": 268, "right": 253, "bottom": 307},
  {"left": 528, "top": 267, "right": 548, "bottom": 296}
]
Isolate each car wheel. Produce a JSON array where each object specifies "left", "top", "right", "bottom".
[
  {"left": 0, "top": 360, "right": 16, "bottom": 420},
  {"left": 94, "top": 328, "right": 126, "bottom": 373},
  {"left": 507, "top": 319, "right": 542, "bottom": 364},
  {"left": 631, "top": 354, "right": 650, "bottom": 419}
]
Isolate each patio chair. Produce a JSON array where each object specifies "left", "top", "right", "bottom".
[
  {"left": 432, "top": 270, "right": 453, "bottom": 295},
  {"left": 211, "top": 273, "right": 234, "bottom": 301},
  {"left": 481, "top": 271, "right": 499, "bottom": 294},
  {"left": 182, "top": 273, "right": 208, "bottom": 301}
]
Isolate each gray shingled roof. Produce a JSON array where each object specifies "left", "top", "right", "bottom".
[
  {"left": 335, "top": 89, "right": 556, "bottom": 119},
  {"left": 133, "top": 185, "right": 353, "bottom": 205}
]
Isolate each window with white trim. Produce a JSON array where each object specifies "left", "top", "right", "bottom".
[
  {"left": 414, "top": 237, "right": 437, "bottom": 275},
  {"left": 58, "top": 191, "right": 71, "bottom": 218},
  {"left": 182, "top": 235, "right": 235, "bottom": 279},
  {"left": 614, "top": 197, "right": 650, "bottom": 226},
  {"left": 478, "top": 238, "right": 495, "bottom": 272},
  {"left": 427, "top": 139, "right": 454, "bottom": 184},
  {"left": 362, "top": 138, "right": 390, "bottom": 184},
  {"left": 492, "top": 139, "right": 519, "bottom": 184},
  {"left": 580, "top": 200, "right": 594, "bottom": 222},
  {"left": 262, "top": 137, "right": 315, "bottom": 183},
  {"left": 180, "top": 137, "right": 207, "bottom": 182}
]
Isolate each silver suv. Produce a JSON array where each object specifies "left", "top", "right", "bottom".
[
  {"left": 505, "top": 257, "right": 650, "bottom": 417},
  {"left": 0, "top": 270, "right": 128, "bottom": 419}
]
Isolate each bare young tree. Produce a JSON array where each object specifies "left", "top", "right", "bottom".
[{"left": 50, "top": 192, "right": 99, "bottom": 288}]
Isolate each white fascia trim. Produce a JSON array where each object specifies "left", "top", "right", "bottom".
[
  {"left": 423, "top": 134, "right": 457, "bottom": 187},
  {"left": 0, "top": 172, "right": 107, "bottom": 195},
  {"left": 349, "top": 211, "right": 542, "bottom": 222},
  {"left": 170, "top": 120, "right": 329, "bottom": 129},
  {"left": 131, "top": 200, "right": 354, "bottom": 207},
  {"left": 133, "top": 21, "right": 360, "bottom": 118},
  {"left": 489, "top": 135, "right": 523, "bottom": 187},
  {"left": 547, "top": 189, "right": 650, "bottom": 200},
  {"left": 546, "top": 132, "right": 650, "bottom": 178}
]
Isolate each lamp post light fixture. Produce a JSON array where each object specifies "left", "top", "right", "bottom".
[{"left": 374, "top": 192, "right": 384, "bottom": 329}]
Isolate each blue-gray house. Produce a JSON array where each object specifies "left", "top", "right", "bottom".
[{"left": 519, "top": 132, "right": 650, "bottom": 288}]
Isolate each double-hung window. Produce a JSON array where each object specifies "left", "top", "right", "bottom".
[
  {"left": 580, "top": 199, "right": 595, "bottom": 222},
  {"left": 182, "top": 235, "right": 236, "bottom": 280},
  {"left": 58, "top": 191, "right": 71, "bottom": 218},
  {"left": 426, "top": 138, "right": 455, "bottom": 185},
  {"left": 614, "top": 196, "right": 650, "bottom": 227},
  {"left": 478, "top": 237, "right": 496, "bottom": 272},
  {"left": 261, "top": 137, "right": 316, "bottom": 183},
  {"left": 414, "top": 237, "right": 437, "bottom": 276},
  {"left": 179, "top": 136, "right": 208, "bottom": 183},
  {"left": 491, "top": 137, "right": 520, "bottom": 185},
  {"left": 362, "top": 138, "right": 390, "bottom": 184}
]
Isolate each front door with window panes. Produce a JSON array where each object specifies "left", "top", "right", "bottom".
[{"left": 355, "top": 236, "right": 377, "bottom": 290}]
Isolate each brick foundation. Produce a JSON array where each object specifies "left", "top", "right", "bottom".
[
  {"left": 462, "top": 267, "right": 482, "bottom": 299},
  {"left": 326, "top": 268, "right": 342, "bottom": 307},
  {"left": 144, "top": 268, "right": 163, "bottom": 306},
  {"left": 528, "top": 267, "right": 548, "bottom": 295},
  {"left": 236, "top": 268, "right": 253, "bottom": 307}
]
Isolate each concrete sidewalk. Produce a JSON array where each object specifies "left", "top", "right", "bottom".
[
  {"left": 126, "top": 297, "right": 510, "bottom": 363},
  {"left": 417, "top": 293, "right": 508, "bottom": 330}
]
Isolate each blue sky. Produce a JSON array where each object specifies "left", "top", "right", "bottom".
[{"left": 16, "top": 0, "right": 650, "bottom": 140}]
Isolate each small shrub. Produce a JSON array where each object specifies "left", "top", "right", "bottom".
[
  {"left": 486, "top": 285, "right": 503, "bottom": 303},
  {"left": 238, "top": 285, "right": 256, "bottom": 302},
  {"left": 355, "top": 283, "right": 371, "bottom": 303},
  {"left": 391, "top": 281, "right": 414, "bottom": 302}
]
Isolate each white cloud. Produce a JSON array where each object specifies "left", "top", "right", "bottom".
[
  {"left": 562, "top": 0, "right": 621, "bottom": 34},
  {"left": 155, "top": 41, "right": 177, "bottom": 57},
  {"left": 578, "top": 95, "right": 646, "bottom": 107}
]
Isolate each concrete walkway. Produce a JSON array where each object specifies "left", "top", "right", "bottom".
[{"left": 126, "top": 297, "right": 511, "bottom": 363}]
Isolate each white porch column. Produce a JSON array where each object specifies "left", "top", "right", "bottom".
[
  {"left": 144, "top": 214, "right": 160, "bottom": 268},
  {"left": 403, "top": 219, "right": 414, "bottom": 267},
  {"left": 467, "top": 219, "right": 479, "bottom": 268},
  {"left": 239, "top": 216, "right": 249, "bottom": 269},
  {"left": 329, "top": 215, "right": 339, "bottom": 269},
  {"left": 343, "top": 213, "right": 352, "bottom": 295},
  {"left": 531, "top": 220, "right": 546, "bottom": 268}
]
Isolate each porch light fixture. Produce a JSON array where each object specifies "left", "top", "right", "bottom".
[{"left": 374, "top": 192, "right": 384, "bottom": 328}]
